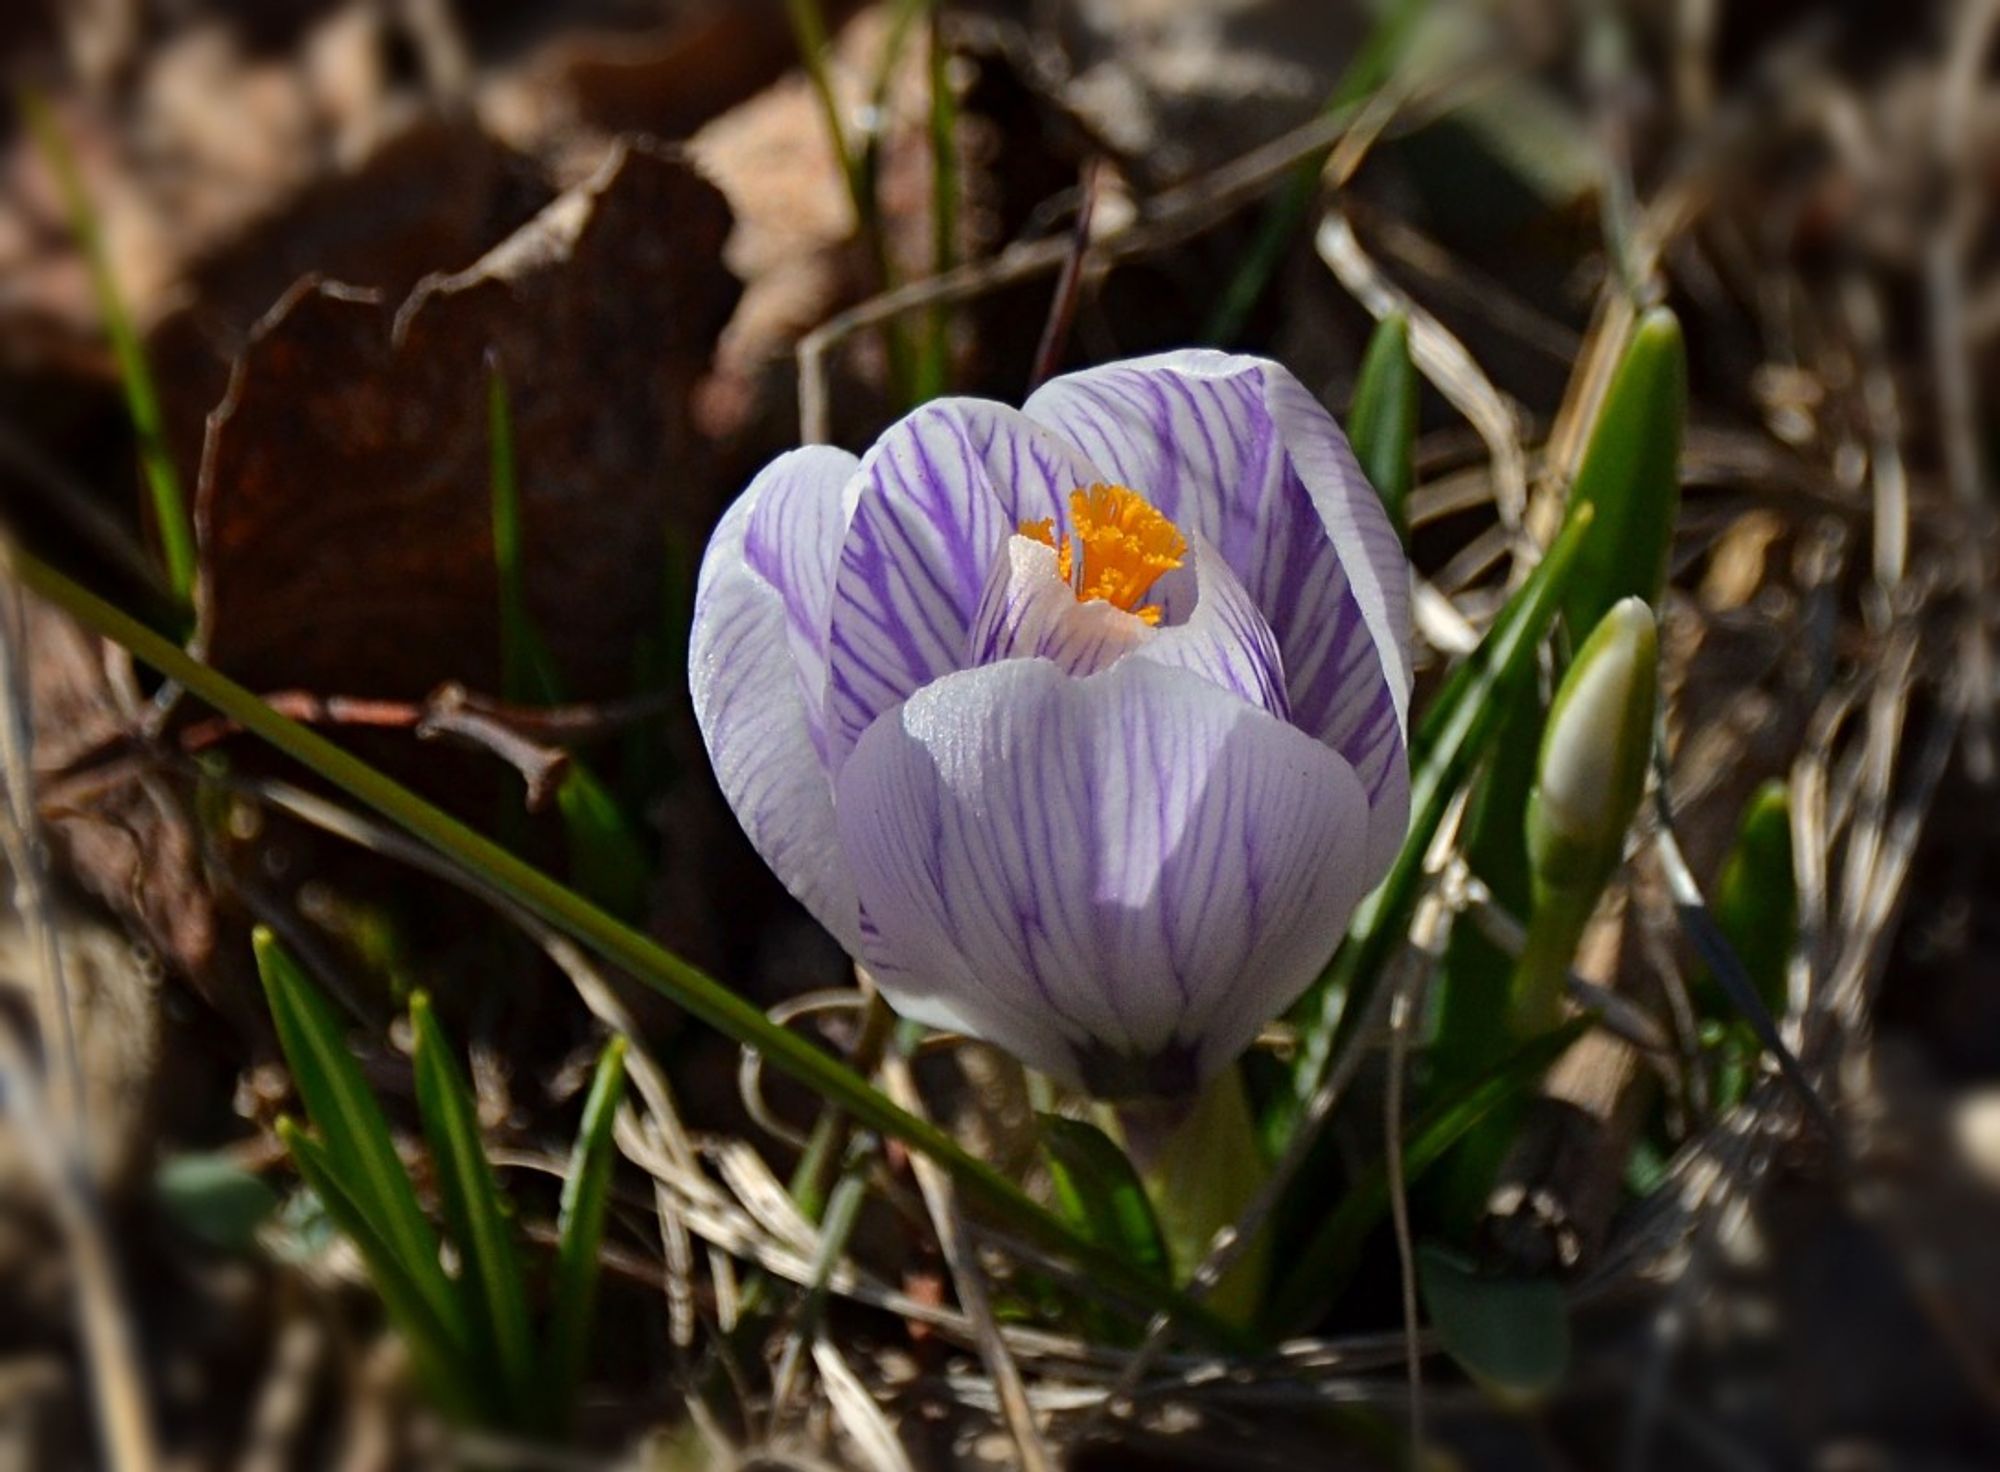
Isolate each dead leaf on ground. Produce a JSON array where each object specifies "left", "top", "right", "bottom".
[
  {"left": 194, "top": 137, "right": 738, "bottom": 703},
  {"left": 22, "top": 592, "right": 217, "bottom": 982},
  {"left": 479, "top": 0, "right": 850, "bottom": 171},
  {"left": 1, "top": 8, "right": 553, "bottom": 509},
  {"left": 146, "top": 115, "right": 555, "bottom": 483}
]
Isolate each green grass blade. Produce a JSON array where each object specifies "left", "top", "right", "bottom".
[
  {"left": 21, "top": 88, "right": 195, "bottom": 608},
  {"left": 488, "top": 361, "right": 650, "bottom": 916},
  {"left": 253, "top": 929, "right": 458, "bottom": 1331},
  {"left": 1264, "top": 1019, "right": 1588, "bottom": 1335},
  {"left": 1704, "top": 779, "right": 1796, "bottom": 1021},
  {"left": 1286, "top": 506, "right": 1597, "bottom": 1107},
  {"left": 1346, "top": 312, "right": 1418, "bottom": 538},
  {"left": 1560, "top": 306, "right": 1685, "bottom": 641},
  {"left": 554, "top": 763, "right": 649, "bottom": 919},
  {"left": 1039, "top": 1116, "right": 1171, "bottom": 1287},
  {"left": 277, "top": 1119, "right": 484, "bottom": 1422},
  {"left": 408, "top": 993, "right": 537, "bottom": 1413},
  {"left": 543, "top": 1036, "right": 629, "bottom": 1431},
  {"left": 8, "top": 549, "right": 1234, "bottom": 1342},
  {"left": 487, "top": 361, "right": 551, "bottom": 706},
  {"left": 786, "top": 0, "right": 915, "bottom": 401},
  {"left": 916, "top": 4, "right": 957, "bottom": 402}
]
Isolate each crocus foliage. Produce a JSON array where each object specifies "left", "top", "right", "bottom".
[{"left": 691, "top": 351, "right": 1413, "bottom": 1098}]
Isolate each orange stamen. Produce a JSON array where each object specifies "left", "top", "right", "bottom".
[{"left": 1019, "top": 484, "right": 1187, "bottom": 626}]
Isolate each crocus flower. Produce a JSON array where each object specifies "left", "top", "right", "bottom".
[{"left": 690, "top": 351, "right": 1412, "bottom": 1098}]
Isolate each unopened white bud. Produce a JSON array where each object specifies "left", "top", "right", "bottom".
[{"left": 1529, "top": 598, "right": 1659, "bottom": 892}]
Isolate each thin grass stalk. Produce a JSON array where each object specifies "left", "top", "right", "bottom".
[
  {"left": 1201, "top": 0, "right": 1426, "bottom": 345},
  {"left": 20, "top": 90, "right": 195, "bottom": 608},
  {"left": 786, "top": 0, "right": 916, "bottom": 401},
  {"left": 918, "top": 3, "right": 957, "bottom": 400}
]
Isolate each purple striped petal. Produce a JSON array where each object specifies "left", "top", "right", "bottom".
[
  {"left": 690, "top": 449, "right": 860, "bottom": 950},
  {"left": 965, "top": 535, "right": 1151, "bottom": 677},
  {"left": 1132, "top": 534, "right": 1289, "bottom": 721},
  {"left": 1023, "top": 350, "right": 1412, "bottom": 882},
  {"left": 742, "top": 444, "right": 860, "bottom": 762},
  {"left": 833, "top": 658, "right": 1371, "bottom": 1094},
  {"left": 823, "top": 400, "right": 1103, "bottom": 770},
  {"left": 966, "top": 533, "right": 1289, "bottom": 720}
]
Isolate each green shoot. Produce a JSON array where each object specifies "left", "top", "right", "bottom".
[
  {"left": 1346, "top": 311, "right": 1418, "bottom": 538},
  {"left": 409, "top": 993, "right": 537, "bottom": 1412},
  {"left": 544, "top": 1037, "right": 630, "bottom": 1430},
  {"left": 21, "top": 87, "right": 195, "bottom": 608}
]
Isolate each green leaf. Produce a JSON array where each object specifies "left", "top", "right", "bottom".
[
  {"left": 21, "top": 88, "right": 193, "bottom": 610},
  {"left": 278, "top": 1119, "right": 483, "bottom": 1423},
  {"left": 1706, "top": 779, "right": 1796, "bottom": 1020},
  {"left": 1422, "top": 685, "right": 1544, "bottom": 1234},
  {"left": 154, "top": 1153, "right": 278, "bottom": 1254},
  {"left": 1347, "top": 312, "right": 1418, "bottom": 538},
  {"left": 1124, "top": 1067, "right": 1271, "bottom": 1325},
  {"left": 1417, "top": 1245, "right": 1569, "bottom": 1402},
  {"left": 489, "top": 360, "right": 649, "bottom": 917},
  {"left": 488, "top": 361, "right": 555, "bottom": 708},
  {"left": 1039, "top": 1116, "right": 1171, "bottom": 1289},
  {"left": 253, "top": 930, "right": 457, "bottom": 1331},
  {"left": 1266, "top": 1020, "right": 1587, "bottom": 1335},
  {"left": 1427, "top": 685, "right": 1541, "bottom": 1089},
  {"left": 408, "top": 993, "right": 537, "bottom": 1414},
  {"left": 1696, "top": 780, "right": 1798, "bottom": 1113},
  {"left": 542, "top": 1035, "right": 629, "bottom": 1432},
  {"left": 13, "top": 547, "right": 1243, "bottom": 1347},
  {"left": 555, "top": 763, "right": 649, "bottom": 919},
  {"left": 917, "top": 2, "right": 957, "bottom": 401},
  {"left": 1286, "top": 507, "right": 1598, "bottom": 1110},
  {"left": 1560, "top": 306, "right": 1685, "bottom": 641}
]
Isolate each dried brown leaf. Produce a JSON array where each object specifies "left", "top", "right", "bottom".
[{"left": 193, "top": 139, "right": 738, "bottom": 702}]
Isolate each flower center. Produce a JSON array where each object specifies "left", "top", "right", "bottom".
[{"left": 1019, "top": 484, "right": 1188, "bottom": 627}]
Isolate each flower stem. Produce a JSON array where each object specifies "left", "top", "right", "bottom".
[
  {"left": 1509, "top": 888, "right": 1592, "bottom": 1040},
  {"left": 1116, "top": 1066, "right": 1270, "bottom": 1325}
]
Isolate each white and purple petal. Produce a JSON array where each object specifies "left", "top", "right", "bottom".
[
  {"left": 833, "top": 658, "right": 1371, "bottom": 1094},
  {"left": 965, "top": 535, "right": 1151, "bottom": 678},
  {"left": 1023, "top": 350, "right": 1412, "bottom": 882},
  {"left": 966, "top": 533, "right": 1289, "bottom": 720},
  {"left": 1130, "top": 534, "right": 1289, "bottom": 722},
  {"left": 689, "top": 449, "right": 860, "bottom": 950},
  {"left": 822, "top": 400, "right": 1103, "bottom": 770}
]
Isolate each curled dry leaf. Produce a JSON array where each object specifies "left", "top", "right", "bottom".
[
  {"left": 194, "top": 138, "right": 738, "bottom": 702},
  {"left": 145, "top": 115, "right": 554, "bottom": 481}
]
